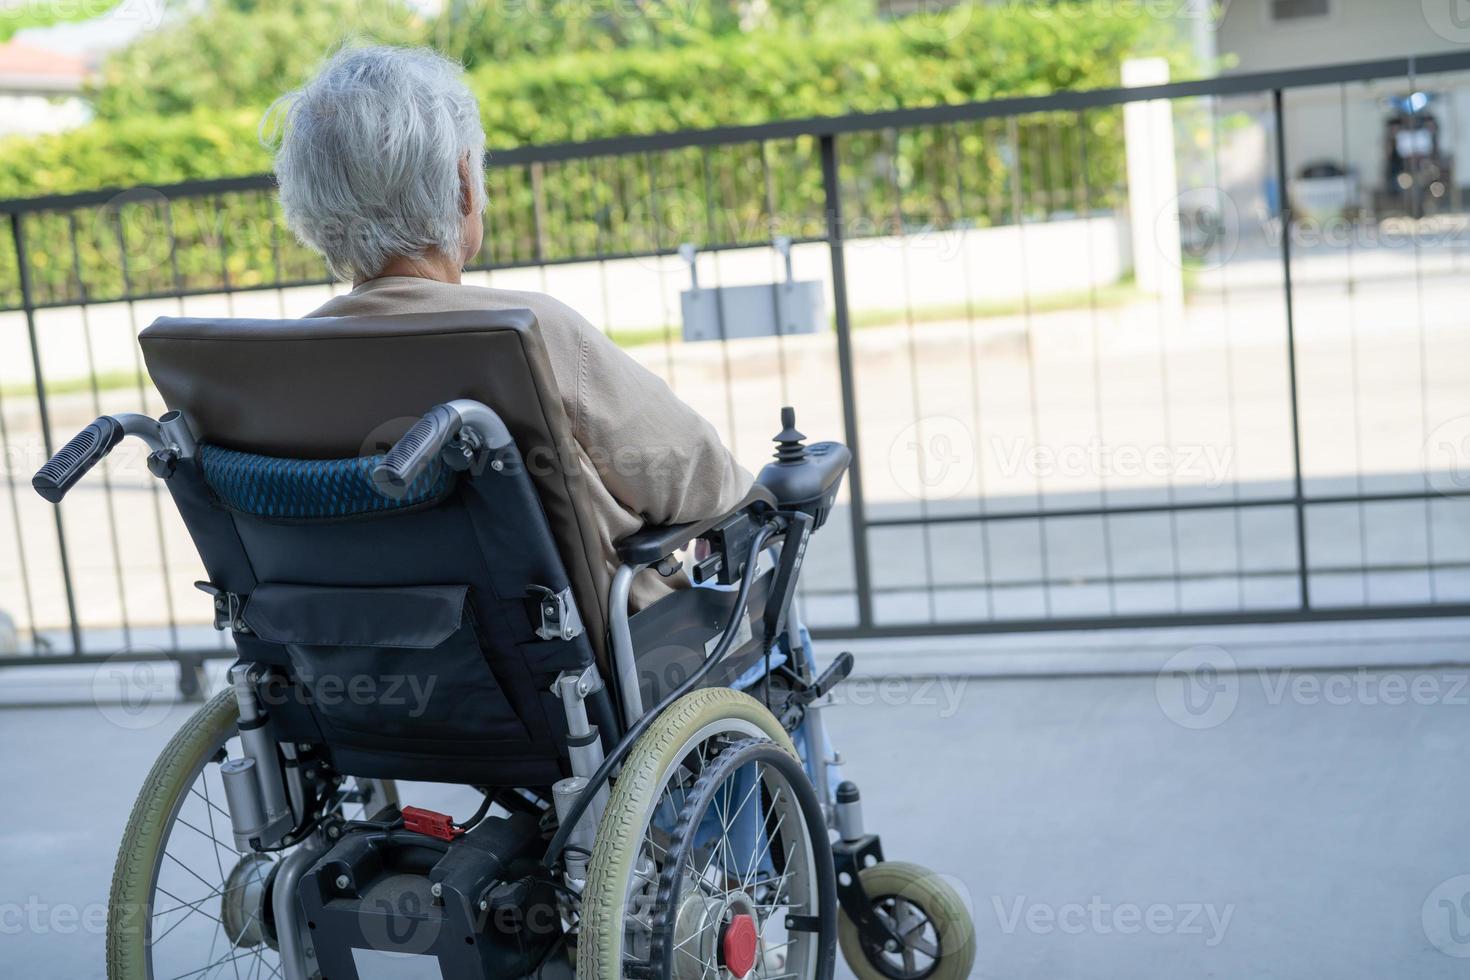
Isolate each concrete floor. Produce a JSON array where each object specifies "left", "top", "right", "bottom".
[{"left": 2, "top": 662, "right": 1468, "bottom": 979}]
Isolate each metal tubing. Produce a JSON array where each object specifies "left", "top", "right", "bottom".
[
  {"left": 835, "top": 782, "right": 865, "bottom": 843},
  {"left": 239, "top": 723, "right": 291, "bottom": 828},
  {"left": 158, "top": 410, "right": 197, "bottom": 458},
  {"left": 219, "top": 757, "right": 267, "bottom": 852},
  {"left": 112, "top": 413, "right": 168, "bottom": 454},
  {"left": 609, "top": 563, "right": 645, "bottom": 724},
  {"left": 229, "top": 664, "right": 292, "bottom": 835},
  {"left": 554, "top": 669, "right": 609, "bottom": 786},
  {"left": 1272, "top": 88, "right": 1312, "bottom": 611},
  {"left": 551, "top": 777, "right": 596, "bottom": 883},
  {"left": 787, "top": 602, "right": 836, "bottom": 815},
  {"left": 12, "top": 211, "right": 84, "bottom": 656},
  {"left": 271, "top": 837, "right": 324, "bottom": 980},
  {"left": 820, "top": 133, "right": 875, "bottom": 629},
  {"left": 446, "top": 398, "right": 514, "bottom": 451}
]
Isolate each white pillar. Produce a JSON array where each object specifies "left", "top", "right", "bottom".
[{"left": 1123, "top": 57, "right": 1185, "bottom": 312}]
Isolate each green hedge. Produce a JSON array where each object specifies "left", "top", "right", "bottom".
[
  {"left": 0, "top": 4, "right": 1172, "bottom": 309},
  {"left": 0, "top": 4, "right": 1168, "bottom": 200},
  {"left": 468, "top": 7, "right": 1154, "bottom": 145}
]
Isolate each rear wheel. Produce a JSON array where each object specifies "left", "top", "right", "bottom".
[
  {"left": 106, "top": 689, "right": 395, "bottom": 979},
  {"left": 651, "top": 736, "right": 836, "bottom": 980},
  {"left": 578, "top": 687, "right": 807, "bottom": 979}
]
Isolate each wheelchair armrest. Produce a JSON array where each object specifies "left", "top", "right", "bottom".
[{"left": 616, "top": 485, "right": 777, "bottom": 566}]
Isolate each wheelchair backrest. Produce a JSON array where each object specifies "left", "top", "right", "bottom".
[{"left": 139, "top": 310, "right": 617, "bottom": 785}]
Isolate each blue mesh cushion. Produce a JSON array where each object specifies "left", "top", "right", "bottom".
[{"left": 199, "top": 444, "right": 454, "bottom": 520}]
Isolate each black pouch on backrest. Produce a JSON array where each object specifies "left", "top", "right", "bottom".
[{"left": 241, "top": 583, "right": 530, "bottom": 752}]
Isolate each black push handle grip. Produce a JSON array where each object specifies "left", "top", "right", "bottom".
[
  {"left": 372, "top": 404, "right": 461, "bottom": 497},
  {"left": 33, "top": 416, "right": 125, "bottom": 503}
]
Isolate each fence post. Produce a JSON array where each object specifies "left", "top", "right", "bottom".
[
  {"left": 11, "top": 210, "right": 86, "bottom": 655},
  {"left": 1271, "top": 89, "right": 1312, "bottom": 611},
  {"left": 1122, "top": 57, "right": 1185, "bottom": 315},
  {"left": 819, "top": 133, "right": 875, "bottom": 628}
]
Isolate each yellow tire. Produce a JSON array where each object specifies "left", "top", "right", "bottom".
[
  {"left": 838, "top": 861, "right": 977, "bottom": 980},
  {"left": 577, "top": 687, "right": 796, "bottom": 978},
  {"left": 106, "top": 690, "right": 239, "bottom": 979}
]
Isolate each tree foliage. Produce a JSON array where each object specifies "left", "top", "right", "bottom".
[
  {"left": 90, "top": 0, "right": 426, "bottom": 120},
  {"left": 2, "top": 3, "right": 1171, "bottom": 198}
]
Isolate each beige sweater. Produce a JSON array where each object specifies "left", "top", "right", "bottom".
[{"left": 307, "top": 277, "right": 754, "bottom": 608}]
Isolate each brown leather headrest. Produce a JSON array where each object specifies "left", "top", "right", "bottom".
[{"left": 139, "top": 310, "right": 611, "bottom": 664}]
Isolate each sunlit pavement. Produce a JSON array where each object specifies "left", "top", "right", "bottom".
[{"left": 3, "top": 658, "right": 1469, "bottom": 979}]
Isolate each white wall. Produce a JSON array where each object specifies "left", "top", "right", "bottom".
[
  {"left": 0, "top": 215, "right": 1129, "bottom": 387},
  {"left": 0, "top": 93, "right": 90, "bottom": 137},
  {"left": 1215, "top": 0, "right": 1461, "bottom": 75}
]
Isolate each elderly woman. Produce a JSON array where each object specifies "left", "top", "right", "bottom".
[{"left": 266, "top": 45, "right": 751, "bottom": 606}]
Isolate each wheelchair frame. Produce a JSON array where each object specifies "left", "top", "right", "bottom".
[{"left": 36, "top": 397, "right": 935, "bottom": 980}]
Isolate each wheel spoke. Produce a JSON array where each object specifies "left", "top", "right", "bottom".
[
  {"left": 164, "top": 849, "right": 226, "bottom": 894},
  {"left": 164, "top": 947, "right": 265, "bottom": 980}
]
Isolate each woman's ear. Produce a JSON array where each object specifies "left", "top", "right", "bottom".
[{"left": 457, "top": 153, "right": 476, "bottom": 217}]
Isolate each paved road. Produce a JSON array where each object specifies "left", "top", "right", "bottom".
[{"left": 3, "top": 664, "right": 1467, "bottom": 978}]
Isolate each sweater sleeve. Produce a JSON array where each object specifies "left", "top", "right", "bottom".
[{"left": 567, "top": 312, "right": 753, "bottom": 528}]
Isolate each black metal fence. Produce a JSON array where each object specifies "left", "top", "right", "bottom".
[{"left": 3, "top": 52, "right": 1470, "bottom": 668}]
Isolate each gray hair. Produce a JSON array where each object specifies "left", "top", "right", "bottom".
[{"left": 263, "top": 46, "right": 486, "bottom": 282}]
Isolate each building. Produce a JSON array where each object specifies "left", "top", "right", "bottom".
[
  {"left": 1213, "top": 0, "right": 1470, "bottom": 221},
  {"left": 0, "top": 41, "right": 90, "bottom": 138}
]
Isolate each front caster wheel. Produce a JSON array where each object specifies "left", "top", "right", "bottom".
[{"left": 837, "top": 862, "right": 975, "bottom": 980}]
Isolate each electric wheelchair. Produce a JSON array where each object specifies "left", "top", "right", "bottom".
[{"left": 33, "top": 310, "right": 975, "bottom": 980}]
